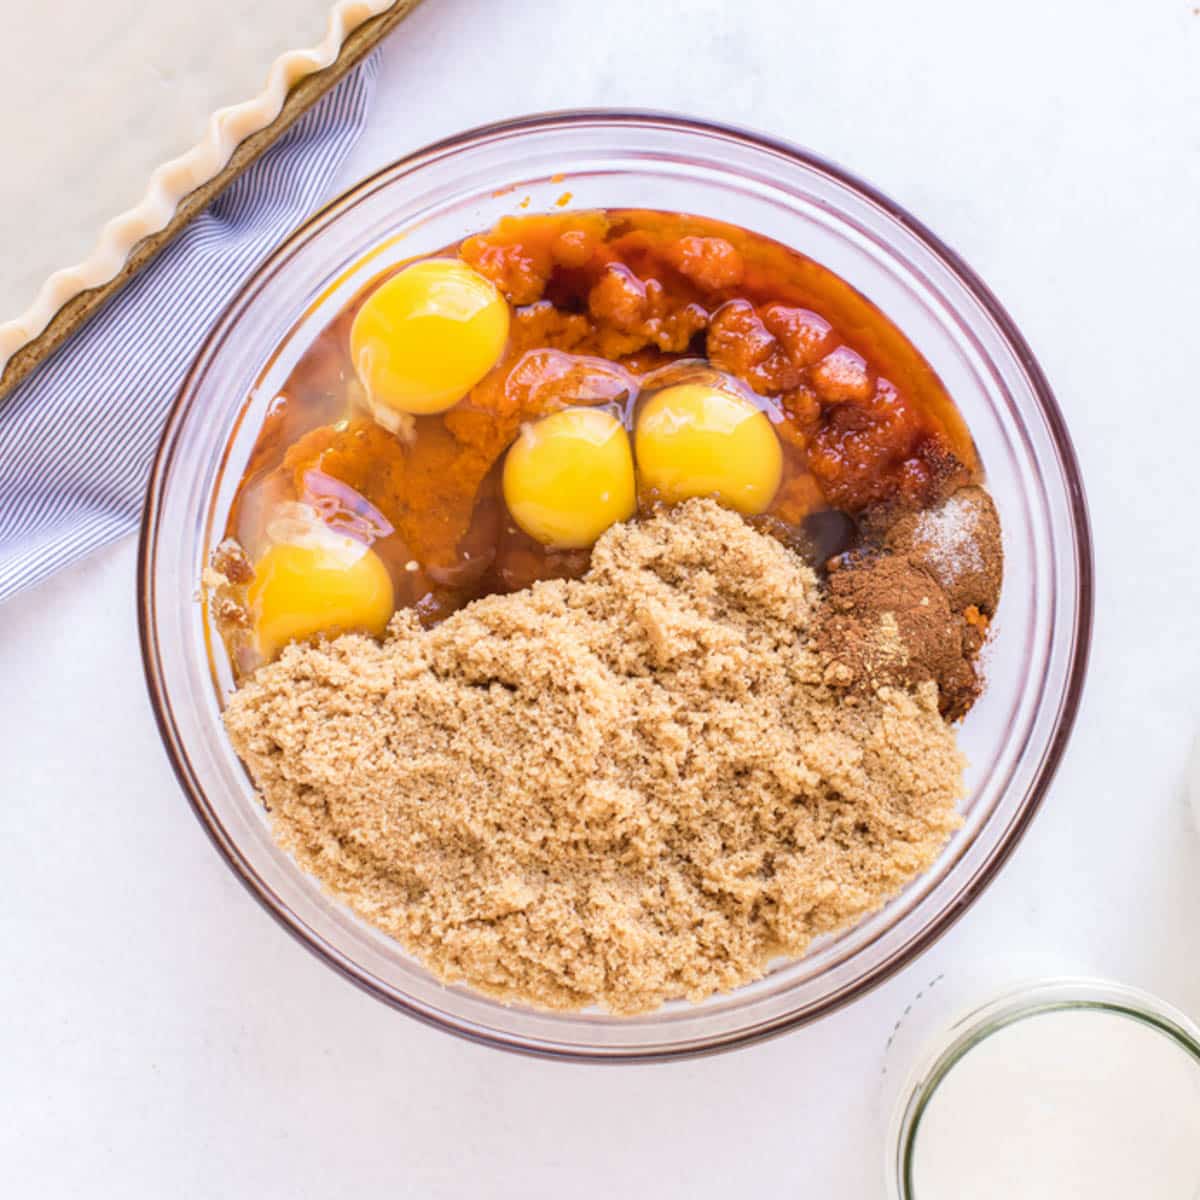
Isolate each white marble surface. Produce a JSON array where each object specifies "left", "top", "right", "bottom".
[{"left": 3, "top": 0, "right": 1199, "bottom": 1195}]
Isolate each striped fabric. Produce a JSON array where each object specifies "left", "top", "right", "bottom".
[{"left": 0, "top": 54, "right": 379, "bottom": 604}]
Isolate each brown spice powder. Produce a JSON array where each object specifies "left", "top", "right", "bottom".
[
  {"left": 819, "top": 486, "right": 1003, "bottom": 721},
  {"left": 225, "top": 499, "right": 965, "bottom": 1014},
  {"left": 887, "top": 485, "right": 1003, "bottom": 615},
  {"left": 817, "top": 554, "right": 981, "bottom": 720}
]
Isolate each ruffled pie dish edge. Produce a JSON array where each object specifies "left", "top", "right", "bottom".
[{"left": 0, "top": 0, "right": 418, "bottom": 390}]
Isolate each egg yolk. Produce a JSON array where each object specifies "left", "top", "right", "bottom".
[
  {"left": 350, "top": 259, "right": 509, "bottom": 416},
  {"left": 634, "top": 382, "right": 782, "bottom": 515},
  {"left": 502, "top": 408, "right": 637, "bottom": 548},
  {"left": 248, "top": 541, "right": 395, "bottom": 659}
]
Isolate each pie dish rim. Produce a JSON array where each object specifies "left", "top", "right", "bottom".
[{"left": 0, "top": 0, "right": 413, "bottom": 382}]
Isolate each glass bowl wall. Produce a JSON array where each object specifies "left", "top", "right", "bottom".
[{"left": 140, "top": 112, "right": 1092, "bottom": 1061}]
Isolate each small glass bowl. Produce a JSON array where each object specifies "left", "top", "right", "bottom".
[
  {"left": 886, "top": 980, "right": 1200, "bottom": 1197},
  {"left": 139, "top": 112, "right": 1093, "bottom": 1061}
]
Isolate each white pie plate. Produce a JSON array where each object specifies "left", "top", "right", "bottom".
[{"left": 0, "top": 0, "right": 414, "bottom": 380}]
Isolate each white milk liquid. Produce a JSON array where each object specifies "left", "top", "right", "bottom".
[{"left": 910, "top": 1008, "right": 1200, "bottom": 1199}]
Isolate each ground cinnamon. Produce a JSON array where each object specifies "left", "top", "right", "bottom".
[{"left": 815, "top": 486, "right": 1003, "bottom": 721}]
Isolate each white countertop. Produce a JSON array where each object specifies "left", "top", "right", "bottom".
[{"left": 4, "top": 0, "right": 1199, "bottom": 1194}]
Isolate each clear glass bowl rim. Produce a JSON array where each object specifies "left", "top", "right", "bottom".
[
  {"left": 887, "top": 978, "right": 1200, "bottom": 1197},
  {"left": 138, "top": 109, "right": 1095, "bottom": 1062}
]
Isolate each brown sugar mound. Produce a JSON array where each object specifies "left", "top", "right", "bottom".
[{"left": 224, "top": 500, "right": 965, "bottom": 1014}]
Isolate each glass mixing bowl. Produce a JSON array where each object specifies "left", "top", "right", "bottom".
[{"left": 139, "top": 112, "right": 1093, "bottom": 1061}]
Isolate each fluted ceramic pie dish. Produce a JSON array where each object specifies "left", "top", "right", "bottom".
[{"left": 0, "top": 0, "right": 420, "bottom": 385}]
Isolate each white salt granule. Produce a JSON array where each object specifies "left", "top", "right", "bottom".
[{"left": 912, "top": 494, "right": 982, "bottom": 586}]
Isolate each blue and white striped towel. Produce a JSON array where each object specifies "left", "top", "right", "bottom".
[{"left": 0, "top": 54, "right": 379, "bottom": 604}]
